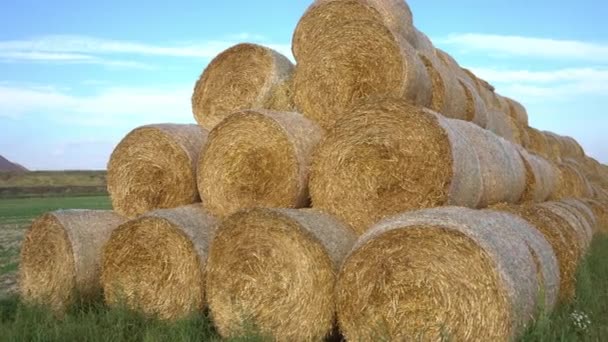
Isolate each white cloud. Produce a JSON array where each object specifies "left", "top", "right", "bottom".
[
  {"left": 470, "top": 67, "right": 608, "bottom": 84},
  {"left": 0, "top": 84, "right": 194, "bottom": 126},
  {"left": 439, "top": 33, "right": 608, "bottom": 62},
  {"left": 0, "top": 34, "right": 293, "bottom": 64}
]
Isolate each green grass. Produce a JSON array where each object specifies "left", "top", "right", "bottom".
[
  {"left": 0, "top": 196, "right": 111, "bottom": 222},
  {"left": 521, "top": 234, "right": 608, "bottom": 341}
]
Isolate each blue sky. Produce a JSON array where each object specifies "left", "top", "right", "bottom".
[{"left": 0, "top": 0, "right": 607, "bottom": 169}]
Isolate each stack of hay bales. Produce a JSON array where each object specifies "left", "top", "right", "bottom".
[{"left": 18, "top": 0, "right": 608, "bottom": 340}]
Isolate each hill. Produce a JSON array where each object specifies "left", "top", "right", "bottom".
[
  {"left": 0, "top": 155, "right": 27, "bottom": 172},
  {"left": 0, "top": 170, "right": 107, "bottom": 198}
]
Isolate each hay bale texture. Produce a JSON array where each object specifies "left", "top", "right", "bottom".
[
  {"left": 292, "top": 0, "right": 415, "bottom": 62},
  {"left": 107, "top": 124, "right": 207, "bottom": 218},
  {"left": 293, "top": 20, "right": 431, "bottom": 130},
  {"left": 197, "top": 109, "right": 322, "bottom": 218},
  {"left": 540, "top": 202, "right": 593, "bottom": 254},
  {"left": 526, "top": 127, "right": 550, "bottom": 159},
  {"left": 418, "top": 53, "right": 468, "bottom": 120},
  {"left": 336, "top": 207, "right": 540, "bottom": 341},
  {"left": 102, "top": 204, "right": 216, "bottom": 320},
  {"left": 20, "top": 210, "right": 126, "bottom": 313},
  {"left": 490, "top": 203, "right": 578, "bottom": 302},
  {"left": 310, "top": 97, "right": 527, "bottom": 234},
  {"left": 191, "top": 43, "right": 294, "bottom": 130},
  {"left": 206, "top": 208, "right": 356, "bottom": 341},
  {"left": 505, "top": 97, "right": 529, "bottom": 126},
  {"left": 517, "top": 148, "right": 558, "bottom": 203}
]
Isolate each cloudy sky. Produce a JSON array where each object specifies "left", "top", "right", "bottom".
[{"left": 0, "top": 0, "right": 607, "bottom": 169}]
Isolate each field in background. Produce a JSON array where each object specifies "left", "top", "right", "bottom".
[
  {"left": 0, "top": 194, "right": 607, "bottom": 340},
  {"left": 0, "top": 171, "right": 107, "bottom": 198}
]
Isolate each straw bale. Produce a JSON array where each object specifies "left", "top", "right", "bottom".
[
  {"left": 490, "top": 203, "right": 579, "bottom": 301},
  {"left": 310, "top": 98, "right": 482, "bottom": 234},
  {"left": 418, "top": 53, "right": 468, "bottom": 120},
  {"left": 206, "top": 208, "right": 356, "bottom": 341},
  {"left": 517, "top": 147, "right": 558, "bottom": 202},
  {"left": 540, "top": 202, "right": 592, "bottom": 254},
  {"left": 336, "top": 206, "right": 538, "bottom": 341},
  {"left": 197, "top": 109, "right": 321, "bottom": 218},
  {"left": 504, "top": 97, "right": 529, "bottom": 126},
  {"left": 20, "top": 210, "right": 125, "bottom": 313},
  {"left": 526, "top": 127, "right": 550, "bottom": 159},
  {"left": 293, "top": 20, "right": 432, "bottom": 130},
  {"left": 102, "top": 204, "right": 216, "bottom": 320},
  {"left": 107, "top": 124, "right": 207, "bottom": 218},
  {"left": 292, "top": 0, "right": 415, "bottom": 62},
  {"left": 448, "top": 119, "right": 526, "bottom": 206},
  {"left": 192, "top": 43, "right": 294, "bottom": 130}
]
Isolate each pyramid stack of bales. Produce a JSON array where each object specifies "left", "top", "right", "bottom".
[{"left": 18, "top": 0, "right": 608, "bottom": 340}]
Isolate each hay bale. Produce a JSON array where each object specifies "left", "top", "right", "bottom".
[
  {"left": 491, "top": 203, "right": 579, "bottom": 302},
  {"left": 582, "top": 199, "right": 608, "bottom": 234},
  {"left": 197, "top": 109, "right": 322, "bottom": 218},
  {"left": 418, "top": 53, "right": 468, "bottom": 120},
  {"left": 504, "top": 97, "right": 529, "bottom": 126},
  {"left": 292, "top": 0, "right": 415, "bottom": 62},
  {"left": 206, "top": 208, "right": 356, "bottom": 341},
  {"left": 526, "top": 127, "right": 550, "bottom": 159},
  {"left": 561, "top": 199, "right": 598, "bottom": 235},
  {"left": 102, "top": 204, "right": 216, "bottom": 320},
  {"left": 310, "top": 97, "right": 529, "bottom": 234},
  {"left": 107, "top": 124, "right": 207, "bottom": 218},
  {"left": 540, "top": 202, "right": 592, "bottom": 254},
  {"left": 336, "top": 207, "right": 539, "bottom": 341},
  {"left": 482, "top": 209, "right": 559, "bottom": 311},
  {"left": 411, "top": 27, "right": 435, "bottom": 55},
  {"left": 448, "top": 119, "right": 526, "bottom": 207},
  {"left": 562, "top": 158, "right": 594, "bottom": 197},
  {"left": 458, "top": 78, "right": 488, "bottom": 127},
  {"left": 517, "top": 148, "right": 558, "bottom": 202},
  {"left": 293, "top": 20, "right": 432, "bottom": 130},
  {"left": 557, "top": 136, "right": 584, "bottom": 159},
  {"left": 485, "top": 109, "right": 518, "bottom": 143},
  {"left": 552, "top": 162, "right": 590, "bottom": 199},
  {"left": 191, "top": 43, "right": 294, "bottom": 130},
  {"left": 20, "top": 210, "right": 126, "bottom": 313},
  {"left": 542, "top": 131, "right": 563, "bottom": 162}
]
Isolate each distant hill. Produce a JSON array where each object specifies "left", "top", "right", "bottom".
[
  {"left": 0, "top": 170, "right": 107, "bottom": 198},
  {"left": 0, "top": 155, "right": 28, "bottom": 172}
]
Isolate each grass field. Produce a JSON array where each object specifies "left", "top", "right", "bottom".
[{"left": 0, "top": 196, "right": 607, "bottom": 340}]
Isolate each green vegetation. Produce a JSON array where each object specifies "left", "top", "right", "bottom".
[
  {"left": 0, "top": 196, "right": 111, "bottom": 224},
  {"left": 521, "top": 234, "right": 608, "bottom": 341}
]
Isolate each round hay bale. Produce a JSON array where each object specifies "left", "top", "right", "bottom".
[
  {"left": 448, "top": 119, "right": 526, "bottom": 207},
  {"left": 191, "top": 43, "right": 294, "bottom": 130},
  {"left": 517, "top": 148, "right": 558, "bottom": 202},
  {"left": 206, "top": 208, "right": 356, "bottom": 341},
  {"left": 336, "top": 207, "right": 538, "bottom": 341},
  {"left": 293, "top": 20, "right": 432, "bottom": 130},
  {"left": 198, "top": 109, "right": 322, "bottom": 218},
  {"left": 292, "top": 0, "right": 415, "bottom": 62},
  {"left": 542, "top": 131, "right": 563, "bottom": 162},
  {"left": 561, "top": 199, "right": 597, "bottom": 235},
  {"left": 107, "top": 124, "right": 207, "bottom": 219},
  {"left": 526, "top": 127, "right": 550, "bottom": 159},
  {"left": 20, "top": 210, "right": 126, "bottom": 313},
  {"left": 458, "top": 78, "right": 488, "bottom": 126},
  {"left": 551, "top": 163, "right": 585, "bottom": 200},
  {"left": 485, "top": 109, "right": 518, "bottom": 143},
  {"left": 491, "top": 203, "right": 579, "bottom": 302},
  {"left": 563, "top": 159, "right": 594, "bottom": 197},
  {"left": 310, "top": 98, "right": 483, "bottom": 234},
  {"left": 504, "top": 97, "right": 529, "bottom": 126},
  {"left": 540, "top": 202, "right": 592, "bottom": 254},
  {"left": 582, "top": 198, "right": 608, "bottom": 234},
  {"left": 418, "top": 53, "right": 468, "bottom": 120},
  {"left": 557, "top": 136, "right": 584, "bottom": 159},
  {"left": 411, "top": 27, "right": 435, "bottom": 55},
  {"left": 482, "top": 209, "right": 560, "bottom": 312},
  {"left": 101, "top": 204, "right": 216, "bottom": 320}
]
